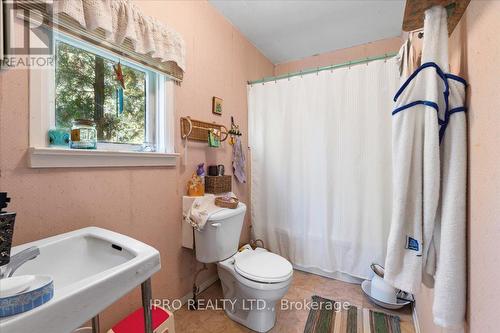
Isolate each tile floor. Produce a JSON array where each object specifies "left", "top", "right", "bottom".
[{"left": 175, "top": 270, "right": 415, "bottom": 333}]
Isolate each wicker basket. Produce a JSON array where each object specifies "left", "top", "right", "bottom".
[
  {"left": 215, "top": 197, "right": 239, "bottom": 209},
  {"left": 205, "top": 175, "right": 232, "bottom": 194}
]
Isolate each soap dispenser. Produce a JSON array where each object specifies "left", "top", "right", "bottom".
[{"left": 0, "top": 192, "right": 16, "bottom": 267}]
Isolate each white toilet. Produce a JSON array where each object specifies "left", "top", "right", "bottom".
[{"left": 194, "top": 203, "right": 293, "bottom": 332}]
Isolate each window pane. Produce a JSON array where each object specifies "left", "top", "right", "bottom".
[{"left": 55, "top": 40, "right": 146, "bottom": 145}]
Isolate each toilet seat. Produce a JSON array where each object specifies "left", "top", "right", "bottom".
[{"left": 234, "top": 251, "right": 293, "bottom": 283}]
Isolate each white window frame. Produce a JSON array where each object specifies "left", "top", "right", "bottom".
[{"left": 29, "top": 30, "right": 178, "bottom": 168}]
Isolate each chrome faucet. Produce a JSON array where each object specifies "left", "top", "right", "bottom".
[{"left": 0, "top": 246, "right": 40, "bottom": 278}]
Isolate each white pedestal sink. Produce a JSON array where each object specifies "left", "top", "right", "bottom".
[{"left": 0, "top": 227, "right": 161, "bottom": 333}]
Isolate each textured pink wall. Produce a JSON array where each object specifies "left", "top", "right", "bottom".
[
  {"left": 413, "top": 1, "right": 500, "bottom": 332},
  {"left": 274, "top": 37, "right": 403, "bottom": 76},
  {"left": 0, "top": 0, "right": 273, "bottom": 330}
]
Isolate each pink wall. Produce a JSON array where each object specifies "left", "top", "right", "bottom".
[
  {"left": 415, "top": 1, "right": 500, "bottom": 332},
  {"left": 0, "top": 0, "right": 273, "bottom": 330},
  {"left": 274, "top": 37, "right": 403, "bottom": 76}
]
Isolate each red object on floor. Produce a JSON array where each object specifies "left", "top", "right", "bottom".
[{"left": 110, "top": 307, "right": 169, "bottom": 333}]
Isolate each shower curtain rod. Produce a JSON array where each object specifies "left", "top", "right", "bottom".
[{"left": 247, "top": 52, "right": 398, "bottom": 85}]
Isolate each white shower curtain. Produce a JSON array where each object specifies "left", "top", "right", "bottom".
[{"left": 248, "top": 59, "right": 399, "bottom": 281}]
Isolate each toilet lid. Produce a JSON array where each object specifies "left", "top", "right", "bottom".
[{"left": 234, "top": 251, "right": 293, "bottom": 283}]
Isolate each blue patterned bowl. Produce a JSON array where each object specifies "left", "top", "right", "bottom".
[{"left": 0, "top": 276, "right": 53, "bottom": 317}]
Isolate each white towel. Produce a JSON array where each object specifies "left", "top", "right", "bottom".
[
  {"left": 384, "top": 62, "right": 444, "bottom": 293},
  {"left": 433, "top": 70, "right": 467, "bottom": 330},
  {"left": 420, "top": 8, "right": 467, "bottom": 329},
  {"left": 181, "top": 195, "right": 198, "bottom": 249},
  {"left": 396, "top": 35, "right": 419, "bottom": 79},
  {"left": 185, "top": 194, "right": 224, "bottom": 231},
  {"left": 384, "top": 6, "right": 467, "bottom": 329}
]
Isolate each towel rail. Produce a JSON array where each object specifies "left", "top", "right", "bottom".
[{"left": 180, "top": 116, "right": 228, "bottom": 142}]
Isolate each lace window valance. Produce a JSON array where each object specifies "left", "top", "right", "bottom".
[{"left": 17, "top": 0, "right": 186, "bottom": 80}]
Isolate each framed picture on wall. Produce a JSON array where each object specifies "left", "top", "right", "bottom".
[{"left": 212, "top": 97, "right": 223, "bottom": 115}]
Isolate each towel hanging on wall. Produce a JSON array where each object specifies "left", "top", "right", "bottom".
[
  {"left": 396, "top": 34, "right": 419, "bottom": 79},
  {"left": 384, "top": 5, "right": 467, "bottom": 329},
  {"left": 232, "top": 136, "right": 246, "bottom": 183}
]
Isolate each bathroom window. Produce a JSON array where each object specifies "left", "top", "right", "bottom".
[
  {"left": 29, "top": 31, "right": 177, "bottom": 167},
  {"left": 55, "top": 40, "right": 148, "bottom": 147},
  {"left": 54, "top": 34, "right": 158, "bottom": 150}
]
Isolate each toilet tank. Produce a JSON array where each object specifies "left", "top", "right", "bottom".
[{"left": 194, "top": 203, "right": 246, "bottom": 263}]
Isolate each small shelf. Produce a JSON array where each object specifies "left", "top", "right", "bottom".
[{"left": 402, "top": 0, "right": 471, "bottom": 35}]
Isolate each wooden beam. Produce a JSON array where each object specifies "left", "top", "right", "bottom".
[{"left": 402, "top": 0, "right": 471, "bottom": 35}]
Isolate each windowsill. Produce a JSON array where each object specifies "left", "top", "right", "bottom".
[{"left": 29, "top": 147, "right": 179, "bottom": 168}]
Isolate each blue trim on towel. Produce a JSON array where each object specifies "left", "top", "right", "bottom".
[
  {"left": 448, "top": 106, "right": 467, "bottom": 115},
  {"left": 394, "top": 62, "right": 448, "bottom": 102},
  {"left": 445, "top": 74, "right": 468, "bottom": 86},
  {"left": 393, "top": 62, "right": 451, "bottom": 124},
  {"left": 439, "top": 107, "right": 467, "bottom": 143},
  {"left": 392, "top": 62, "right": 466, "bottom": 143},
  {"left": 392, "top": 100, "right": 439, "bottom": 115}
]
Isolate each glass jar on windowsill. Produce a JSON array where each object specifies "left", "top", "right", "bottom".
[{"left": 70, "top": 119, "right": 97, "bottom": 149}]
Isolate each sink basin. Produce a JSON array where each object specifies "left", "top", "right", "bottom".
[{"left": 0, "top": 227, "right": 161, "bottom": 333}]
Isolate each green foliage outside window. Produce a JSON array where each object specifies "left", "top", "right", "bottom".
[{"left": 55, "top": 41, "right": 146, "bottom": 144}]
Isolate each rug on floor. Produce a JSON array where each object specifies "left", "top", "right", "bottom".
[{"left": 303, "top": 295, "right": 401, "bottom": 333}]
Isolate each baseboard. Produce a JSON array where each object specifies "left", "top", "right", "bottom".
[
  {"left": 177, "top": 274, "right": 220, "bottom": 308},
  {"left": 412, "top": 303, "right": 421, "bottom": 333},
  {"left": 292, "top": 265, "right": 364, "bottom": 284}
]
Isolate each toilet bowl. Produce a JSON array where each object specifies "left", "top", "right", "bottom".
[
  {"left": 217, "top": 246, "right": 293, "bottom": 333},
  {"left": 192, "top": 203, "right": 293, "bottom": 332}
]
